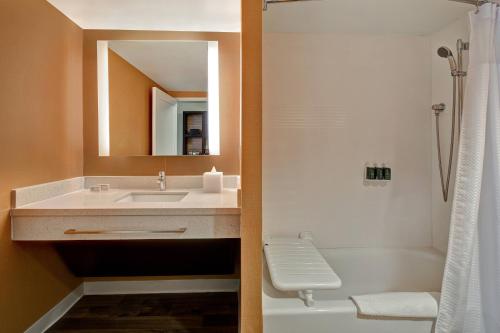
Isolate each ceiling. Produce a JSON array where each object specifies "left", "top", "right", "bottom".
[
  {"left": 108, "top": 41, "right": 208, "bottom": 92},
  {"left": 46, "top": 0, "right": 240, "bottom": 32},
  {"left": 46, "top": 0, "right": 473, "bottom": 36},
  {"left": 264, "top": 0, "right": 472, "bottom": 35}
]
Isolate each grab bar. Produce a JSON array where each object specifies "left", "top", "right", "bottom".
[{"left": 64, "top": 228, "right": 187, "bottom": 235}]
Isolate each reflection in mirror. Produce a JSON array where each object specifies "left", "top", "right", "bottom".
[{"left": 97, "top": 40, "right": 219, "bottom": 156}]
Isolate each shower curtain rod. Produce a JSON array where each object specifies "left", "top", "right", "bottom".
[
  {"left": 263, "top": 0, "right": 317, "bottom": 11},
  {"left": 450, "top": 0, "right": 500, "bottom": 6},
  {"left": 263, "top": 0, "right": 500, "bottom": 11}
]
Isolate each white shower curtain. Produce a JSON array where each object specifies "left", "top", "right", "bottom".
[{"left": 436, "top": 4, "right": 500, "bottom": 333}]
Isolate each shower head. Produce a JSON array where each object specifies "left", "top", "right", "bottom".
[
  {"left": 437, "top": 46, "right": 453, "bottom": 58},
  {"left": 437, "top": 46, "right": 458, "bottom": 73}
]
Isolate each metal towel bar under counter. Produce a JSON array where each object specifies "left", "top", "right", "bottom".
[{"left": 64, "top": 228, "right": 187, "bottom": 235}]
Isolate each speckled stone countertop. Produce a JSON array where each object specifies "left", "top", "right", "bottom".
[
  {"left": 11, "top": 188, "right": 240, "bottom": 216},
  {"left": 11, "top": 177, "right": 241, "bottom": 240}
]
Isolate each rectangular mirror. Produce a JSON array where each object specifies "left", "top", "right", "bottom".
[{"left": 97, "top": 40, "right": 219, "bottom": 156}]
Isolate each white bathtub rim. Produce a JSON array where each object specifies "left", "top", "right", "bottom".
[{"left": 316, "top": 246, "right": 445, "bottom": 256}]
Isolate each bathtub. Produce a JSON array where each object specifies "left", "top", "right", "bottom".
[{"left": 263, "top": 248, "right": 445, "bottom": 333}]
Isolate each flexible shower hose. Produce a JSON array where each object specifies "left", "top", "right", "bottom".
[{"left": 435, "top": 68, "right": 465, "bottom": 202}]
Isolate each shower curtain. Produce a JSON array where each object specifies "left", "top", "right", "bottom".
[{"left": 436, "top": 4, "right": 500, "bottom": 333}]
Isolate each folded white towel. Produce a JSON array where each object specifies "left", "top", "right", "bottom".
[{"left": 350, "top": 292, "right": 440, "bottom": 318}]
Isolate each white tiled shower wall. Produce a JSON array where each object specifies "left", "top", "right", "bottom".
[{"left": 263, "top": 16, "right": 470, "bottom": 251}]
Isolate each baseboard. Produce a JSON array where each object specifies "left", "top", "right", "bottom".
[
  {"left": 25, "top": 284, "right": 84, "bottom": 333},
  {"left": 25, "top": 279, "right": 239, "bottom": 332},
  {"left": 83, "top": 278, "right": 240, "bottom": 295}
]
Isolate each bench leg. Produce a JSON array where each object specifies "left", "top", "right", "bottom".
[{"left": 298, "top": 290, "right": 314, "bottom": 307}]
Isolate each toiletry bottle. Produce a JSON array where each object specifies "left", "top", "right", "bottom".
[
  {"left": 383, "top": 164, "right": 391, "bottom": 181},
  {"left": 366, "top": 163, "right": 376, "bottom": 180},
  {"left": 376, "top": 163, "right": 384, "bottom": 180}
]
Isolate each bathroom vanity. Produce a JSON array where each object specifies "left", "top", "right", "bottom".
[{"left": 10, "top": 176, "right": 240, "bottom": 241}]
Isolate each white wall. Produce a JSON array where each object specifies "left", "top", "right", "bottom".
[
  {"left": 263, "top": 33, "right": 432, "bottom": 248},
  {"left": 430, "top": 16, "right": 470, "bottom": 253}
]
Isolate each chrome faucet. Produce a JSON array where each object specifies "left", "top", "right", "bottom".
[{"left": 158, "top": 171, "right": 166, "bottom": 191}]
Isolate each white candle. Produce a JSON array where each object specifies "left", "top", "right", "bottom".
[{"left": 203, "top": 166, "right": 223, "bottom": 193}]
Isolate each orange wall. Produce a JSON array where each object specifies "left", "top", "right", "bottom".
[
  {"left": 241, "top": 0, "right": 263, "bottom": 331},
  {"left": 0, "top": 0, "right": 83, "bottom": 331},
  {"left": 108, "top": 49, "right": 164, "bottom": 156},
  {"left": 169, "top": 91, "right": 207, "bottom": 98},
  {"left": 84, "top": 31, "right": 240, "bottom": 175}
]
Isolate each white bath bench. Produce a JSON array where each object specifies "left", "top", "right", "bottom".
[{"left": 264, "top": 233, "right": 342, "bottom": 306}]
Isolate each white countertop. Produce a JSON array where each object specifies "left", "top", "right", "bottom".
[{"left": 11, "top": 188, "right": 240, "bottom": 216}]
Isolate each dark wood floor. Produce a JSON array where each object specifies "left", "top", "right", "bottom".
[{"left": 47, "top": 293, "right": 239, "bottom": 333}]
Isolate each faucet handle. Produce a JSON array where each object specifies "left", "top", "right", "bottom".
[{"left": 157, "top": 171, "right": 167, "bottom": 191}]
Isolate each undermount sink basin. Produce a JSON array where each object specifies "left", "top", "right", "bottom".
[{"left": 115, "top": 192, "right": 188, "bottom": 203}]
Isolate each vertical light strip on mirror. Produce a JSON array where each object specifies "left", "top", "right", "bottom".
[
  {"left": 208, "top": 41, "right": 220, "bottom": 155},
  {"left": 97, "top": 41, "right": 110, "bottom": 156}
]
